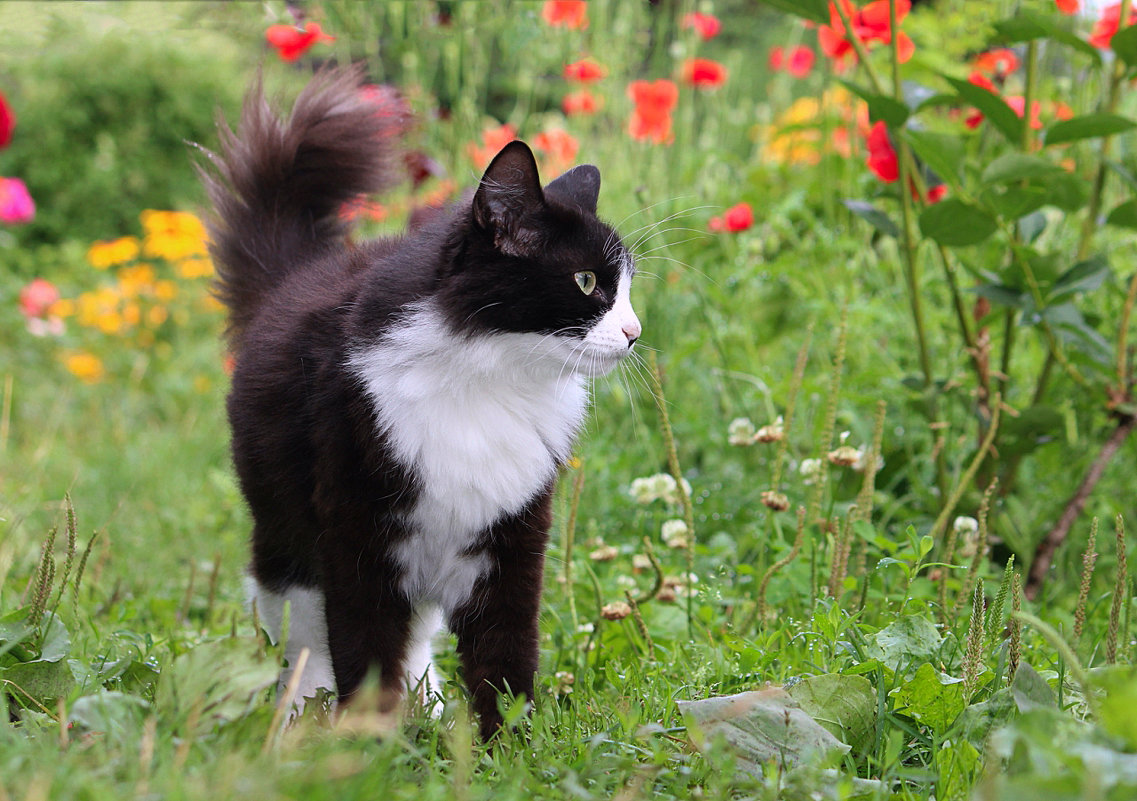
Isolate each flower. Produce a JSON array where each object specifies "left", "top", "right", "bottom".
[
  {"left": 681, "top": 11, "right": 721, "bottom": 40},
  {"left": 627, "top": 80, "right": 678, "bottom": 144},
  {"left": 542, "top": 0, "right": 588, "bottom": 29},
  {"left": 533, "top": 128, "right": 579, "bottom": 175},
  {"left": 0, "top": 177, "right": 35, "bottom": 224},
  {"left": 786, "top": 46, "right": 816, "bottom": 78},
  {"left": 0, "top": 91, "right": 14, "bottom": 149},
  {"left": 264, "top": 22, "right": 335, "bottom": 62},
  {"left": 1056, "top": 0, "right": 1079, "bottom": 13},
  {"left": 761, "top": 490, "right": 790, "bottom": 511},
  {"left": 600, "top": 601, "right": 632, "bottom": 620},
  {"left": 87, "top": 236, "right": 141, "bottom": 269},
  {"left": 141, "top": 210, "right": 208, "bottom": 261},
  {"left": 828, "top": 444, "right": 860, "bottom": 466},
  {"left": 953, "top": 515, "right": 979, "bottom": 536},
  {"left": 1090, "top": 3, "right": 1137, "bottom": 49},
  {"left": 768, "top": 46, "right": 786, "bottom": 72},
  {"left": 728, "top": 417, "right": 757, "bottom": 446},
  {"left": 972, "top": 48, "right": 1019, "bottom": 79},
  {"left": 865, "top": 121, "right": 898, "bottom": 183},
  {"left": 466, "top": 122, "right": 518, "bottom": 169},
  {"left": 64, "top": 352, "right": 106, "bottom": 384},
  {"left": 681, "top": 57, "right": 728, "bottom": 89},
  {"left": 1005, "top": 95, "right": 1043, "bottom": 130},
  {"left": 661, "top": 519, "right": 690, "bottom": 549},
  {"left": 19, "top": 278, "right": 63, "bottom": 337},
  {"left": 562, "top": 89, "right": 602, "bottom": 116},
  {"left": 708, "top": 202, "right": 754, "bottom": 233},
  {"left": 628, "top": 472, "right": 691, "bottom": 505},
  {"left": 563, "top": 58, "right": 606, "bottom": 83},
  {"left": 589, "top": 544, "right": 618, "bottom": 562},
  {"left": 755, "top": 416, "right": 785, "bottom": 443},
  {"left": 799, "top": 457, "right": 823, "bottom": 485},
  {"left": 818, "top": 0, "right": 914, "bottom": 69}
]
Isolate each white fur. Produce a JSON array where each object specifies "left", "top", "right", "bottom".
[
  {"left": 403, "top": 604, "right": 443, "bottom": 713},
  {"left": 248, "top": 576, "right": 336, "bottom": 703}
]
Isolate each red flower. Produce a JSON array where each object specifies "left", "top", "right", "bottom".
[
  {"left": 708, "top": 203, "right": 754, "bottom": 233},
  {"left": 533, "top": 128, "right": 579, "bottom": 175},
  {"left": 1090, "top": 3, "right": 1137, "bottom": 48},
  {"left": 865, "top": 121, "right": 898, "bottom": 183},
  {"left": 627, "top": 80, "right": 678, "bottom": 144},
  {"left": 563, "top": 58, "right": 606, "bottom": 83},
  {"left": 1056, "top": 0, "right": 1079, "bottom": 13},
  {"left": 0, "top": 91, "right": 13, "bottom": 149},
  {"left": 768, "top": 46, "right": 785, "bottom": 71},
  {"left": 1006, "top": 96, "right": 1043, "bottom": 130},
  {"left": 542, "top": 0, "right": 588, "bottom": 29},
  {"left": 562, "top": 89, "right": 602, "bottom": 116},
  {"left": 681, "top": 58, "right": 728, "bottom": 89},
  {"left": 819, "top": 0, "right": 914, "bottom": 68},
  {"left": 19, "top": 278, "right": 59, "bottom": 319},
  {"left": 466, "top": 123, "right": 519, "bottom": 168},
  {"left": 925, "top": 184, "right": 947, "bottom": 204},
  {"left": 973, "top": 48, "right": 1019, "bottom": 78},
  {"left": 787, "top": 46, "right": 816, "bottom": 78},
  {"left": 265, "top": 22, "right": 334, "bottom": 62},
  {"left": 681, "top": 11, "right": 722, "bottom": 40}
]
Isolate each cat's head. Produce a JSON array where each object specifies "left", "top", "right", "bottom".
[{"left": 440, "top": 141, "right": 640, "bottom": 378}]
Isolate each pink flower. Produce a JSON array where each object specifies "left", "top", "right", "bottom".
[
  {"left": 786, "top": 46, "right": 816, "bottom": 78},
  {"left": 265, "top": 22, "right": 334, "bottom": 62},
  {"left": 709, "top": 203, "right": 754, "bottom": 233},
  {"left": 768, "top": 46, "right": 786, "bottom": 72},
  {"left": 681, "top": 12, "right": 722, "bottom": 40},
  {"left": 19, "top": 278, "right": 63, "bottom": 337},
  {"left": 0, "top": 177, "right": 35, "bottom": 224}
]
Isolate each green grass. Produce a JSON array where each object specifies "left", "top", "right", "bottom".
[{"left": 4, "top": 1, "right": 1137, "bottom": 799}]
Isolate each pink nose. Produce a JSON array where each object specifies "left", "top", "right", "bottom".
[{"left": 622, "top": 318, "right": 641, "bottom": 347}]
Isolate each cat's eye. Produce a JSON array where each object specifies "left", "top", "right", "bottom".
[{"left": 574, "top": 271, "right": 598, "bottom": 295}]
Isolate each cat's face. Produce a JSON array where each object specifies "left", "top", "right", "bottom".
[{"left": 441, "top": 142, "right": 640, "bottom": 378}]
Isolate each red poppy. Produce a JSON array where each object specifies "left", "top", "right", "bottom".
[
  {"left": 818, "top": 0, "right": 914, "bottom": 68},
  {"left": 787, "top": 46, "right": 816, "bottom": 78},
  {"left": 768, "top": 46, "right": 786, "bottom": 72},
  {"left": 627, "top": 80, "right": 678, "bottom": 144},
  {"left": 466, "top": 123, "right": 519, "bottom": 169},
  {"left": 865, "top": 122, "right": 899, "bottom": 183},
  {"left": 973, "top": 48, "right": 1019, "bottom": 78},
  {"left": 563, "top": 59, "right": 606, "bottom": 83},
  {"left": 265, "top": 22, "right": 335, "bottom": 62},
  {"left": 1090, "top": 3, "right": 1137, "bottom": 49},
  {"left": 681, "top": 58, "right": 728, "bottom": 89},
  {"left": 925, "top": 184, "right": 947, "bottom": 204},
  {"left": 681, "top": 11, "right": 722, "bottom": 41},
  {"left": 0, "top": 91, "right": 13, "bottom": 149},
  {"left": 533, "top": 128, "right": 580, "bottom": 174},
  {"left": 1006, "top": 96, "right": 1043, "bottom": 130},
  {"left": 1056, "top": 0, "right": 1079, "bottom": 12},
  {"left": 562, "top": 89, "right": 602, "bottom": 116},
  {"left": 709, "top": 203, "right": 754, "bottom": 233},
  {"left": 542, "top": 0, "right": 588, "bottom": 29}
]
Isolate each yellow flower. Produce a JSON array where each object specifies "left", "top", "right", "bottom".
[
  {"left": 50, "top": 298, "right": 76, "bottom": 318},
  {"left": 117, "top": 264, "right": 156, "bottom": 297},
  {"left": 146, "top": 305, "right": 169, "bottom": 327},
  {"left": 87, "top": 237, "right": 140, "bottom": 270},
  {"left": 141, "top": 210, "right": 209, "bottom": 261},
  {"left": 175, "top": 256, "right": 215, "bottom": 279},
  {"left": 153, "top": 280, "right": 178, "bottom": 302},
  {"left": 64, "top": 352, "right": 105, "bottom": 384}
]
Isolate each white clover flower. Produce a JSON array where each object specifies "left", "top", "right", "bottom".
[
  {"left": 661, "top": 519, "right": 689, "bottom": 541},
  {"left": 728, "top": 417, "right": 757, "bottom": 446},
  {"left": 632, "top": 553, "right": 653, "bottom": 572},
  {"left": 754, "top": 415, "right": 785, "bottom": 444},
  {"left": 953, "top": 516, "right": 979, "bottom": 536},
  {"left": 629, "top": 473, "right": 692, "bottom": 506},
  {"left": 799, "top": 458, "right": 822, "bottom": 485}
]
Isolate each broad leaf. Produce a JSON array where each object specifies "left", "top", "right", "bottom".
[
  {"left": 839, "top": 80, "right": 910, "bottom": 128},
  {"left": 918, "top": 199, "right": 998, "bottom": 247},
  {"left": 981, "top": 153, "right": 1064, "bottom": 185},
  {"left": 678, "top": 687, "right": 850, "bottom": 774},
  {"left": 1106, "top": 198, "right": 1137, "bottom": 230},
  {"left": 1109, "top": 23, "right": 1137, "bottom": 67},
  {"left": 757, "top": 0, "right": 828, "bottom": 24},
  {"left": 992, "top": 11, "right": 1103, "bottom": 65},
  {"left": 945, "top": 75, "right": 1022, "bottom": 143},
  {"left": 891, "top": 662, "right": 966, "bottom": 734},
  {"left": 787, "top": 674, "right": 877, "bottom": 754},
  {"left": 69, "top": 691, "right": 152, "bottom": 734},
  {"left": 1044, "top": 114, "right": 1137, "bottom": 147},
  {"left": 1050, "top": 256, "right": 1112, "bottom": 302},
  {"left": 1092, "top": 665, "right": 1137, "bottom": 751},
  {"left": 903, "top": 130, "right": 965, "bottom": 187},
  {"left": 984, "top": 185, "right": 1048, "bottom": 220},
  {"left": 843, "top": 200, "right": 899, "bottom": 238},
  {"left": 1011, "top": 661, "right": 1055, "bottom": 712},
  {"left": 865, "top": 615, "right": 943, "bottom": 677},
  {"left": 973, "top": 283, "right": 1027, "bottom": 309}
]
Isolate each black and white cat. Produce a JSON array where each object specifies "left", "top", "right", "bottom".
[{"left": 200, "top": 68, "right": 640, "bottom": 739}]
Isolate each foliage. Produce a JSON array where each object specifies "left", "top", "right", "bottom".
[{"left": 2, "top": 1, "right": 1136, "bottom": 800}]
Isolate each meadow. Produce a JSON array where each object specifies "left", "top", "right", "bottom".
[{"left": 2, "top": 1, "right": 1136, "bottom": 798}]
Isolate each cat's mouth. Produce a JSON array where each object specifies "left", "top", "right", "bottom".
[{"left": 565, "top": 342, "right": 634, "bottom": 377}]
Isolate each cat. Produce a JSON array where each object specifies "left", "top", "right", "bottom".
[{"left": 199, "top": 67, "right": 641, "bottom": 740}]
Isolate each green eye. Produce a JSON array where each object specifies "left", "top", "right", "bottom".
[{"left": 574, "top": 271, "right": 598, "bottom": 295}]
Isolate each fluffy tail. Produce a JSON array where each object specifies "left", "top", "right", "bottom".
[{"left": 199, "top": 67, "right": 403, "bottom": 349}]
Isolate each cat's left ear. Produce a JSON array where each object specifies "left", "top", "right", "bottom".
[
  {"left": 473, "top": 141, "right": 545, "bottom": 256},
  {"left": 544, "top": 165, "right": 601, "bottom": 216}
]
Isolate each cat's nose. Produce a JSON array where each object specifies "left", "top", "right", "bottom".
[{"left": 622, "top": 318, "right": 641, "bottom": 347}]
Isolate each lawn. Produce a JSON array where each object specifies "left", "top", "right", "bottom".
[{"left": 3, "top": 1, "right": 1137, "bottom": 798}]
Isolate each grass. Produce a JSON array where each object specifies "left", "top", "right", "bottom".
[{"left": 4, "top": 1, "right": 1137, "bottom": 799}]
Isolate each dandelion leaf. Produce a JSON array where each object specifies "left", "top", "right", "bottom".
[
  {"left": 786, "top": 674, "right": 876, "bottom": 755},
  {"left": 864, "top": 615, "right": 942, "bottom": 677},
  {"left": 891, "top": 662, "right": 965, "bottom": 734}
]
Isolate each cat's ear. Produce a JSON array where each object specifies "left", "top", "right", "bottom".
[
  {"left": 544, "top": 165, "right": 601, "bottom": 216},
  {"left": 473, "top": 141, "right": 544, "bottom": 256}
]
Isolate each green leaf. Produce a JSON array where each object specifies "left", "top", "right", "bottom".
[
  {"left": 992, "top": 11, "right": 1103, "bottom": 65},
  {"left": 757, "top": 0, "right": 828, "bottom": 24},
  {"left": 1038, "top": 171, "right": 1089, "bottom": 212},
  {"left": 1109, "top": 23, "right": 1137, "bottom": 67},
  {"left": 973, "top": 283, "right": 1027, "bottom": 309},
  {"left": 0, "top": 658, "right": 76, "bottom": 706},
  {"left": 903, "top": 130, "right": 965, "bottom": 187},
  {"left": 69, "top": 691, "right": 151, "bottom": 734},
  {"left": 918, "top": 199, "right": 998, "bottom": 247},
  {"left": 1106, "top": 198, "right": 1137, "bottom": 230},
  {"left": 981, "top": 153, "right": 1064, "bottom": 185},
  {"left": 945, "top": 75, "right": 1022, "bottom": 143},
  {"left": 843, "top": 200, "right": 900, "bottom": 238},
  {"left": 839, "top": 80, "right": 910, "bottom": 128},
  {"left": 1044, "top": 114, "right": 1137, "bottom": 147},
  {"left": 865, "top": 616, "right": 943, "bottom": 677},
  {"left": 678, "top": 687, "right": 850, "bottom": 774},
  {"left": 1011, "top": 662, "right": 1056, "bottom": 712},
  {"left": 787, "top": 674, "right": 877, "bottom": 754},
  {"left": 984, "top": 186, "right": 1048, "bottom": 220},
  {"left": 1093, "top": 665, "right": 1137, "bottom": 751},
  {"left": 891, "top": 662, "right": 966, "bottom": 734},
  {"left": 1050, "top": 256, "right": 1112, "bottom": 302}
]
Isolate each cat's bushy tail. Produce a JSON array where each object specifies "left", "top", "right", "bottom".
[{"left": 199, "top": 66, "right": 404, "bottom": 349}]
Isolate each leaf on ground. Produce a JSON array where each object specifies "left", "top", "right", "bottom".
[
  {"left": 864, "top": 615, "right": 943, "bottom": 677},
  {"left": 678, "top": 686, "right": 850, "bottom": 774},
  {"left": 1091, "top": 664, "right": 1137, "bottom": 751},
  {"left": 956, "top": 687, "right": 1017, "bottom": 748},
  {"left": 1, "top": 657, "right": 76, "bottom": 705},
  {"left": 69, "top": 691, "right": 151, "bottom": 734},
  {"left": 786, "top": 673, "right": 877, "bottom": 754},
  {"left": 891, "top": 662, "right": 965, "bottom": 734}
]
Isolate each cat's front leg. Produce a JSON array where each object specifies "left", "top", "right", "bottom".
[{"left": 449, "top": 492, "right": 552, "bottom": 741}]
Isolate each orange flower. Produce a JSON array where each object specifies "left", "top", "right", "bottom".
[
  {"left": 533, "top": 128, "right": 580, "bottom": 175},
  {"left": 542, "top": 0, "right": 588, "bottom": 29},
  {"left": 564, "top": 58, "right": 606, "bottom": 83},
  {"left": 265, "top": 22, "right": 334, "bottom": 63},
  {"left": 681, "top": 11, "right": 722, "bottom": 40},
  {"left": 1056, "top": 0, "right": 1079, "bottom": 12},
  {"left": 973, "top": 48, "right": 1019, "bottom": 78},
  {"left": 627, "top": 80, "right": 678, "bottom": 144},
  {"left": 681, "top": 58, "right": 728, "bottom": 89},
  {"left": 562, "top": 89, "right": 602, "bottom": 116},
  {"left": 1090, "top": 3, "right": 1137, "bottom": 49},
  {"left": 466, "top": 123, "right": 518, "bottom": 169}
]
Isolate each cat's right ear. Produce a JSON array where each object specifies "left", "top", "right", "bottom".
[{"left": 472, "top": 141, "right": 544, "bottom": 256}]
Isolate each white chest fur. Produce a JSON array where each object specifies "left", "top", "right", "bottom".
[{"left": 349, "top": 302, "right": 589, "bottom": 612}]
